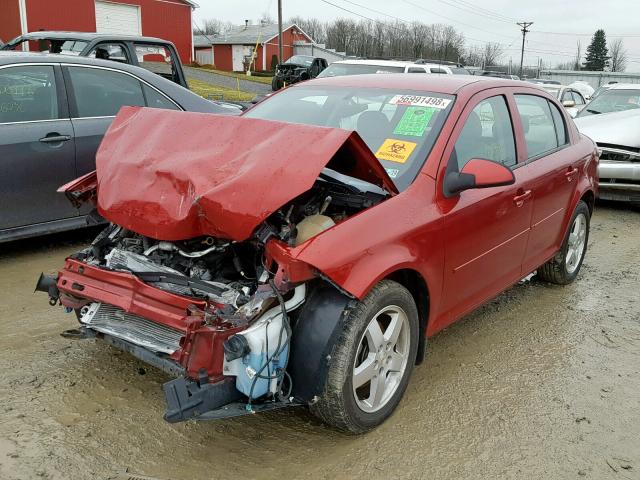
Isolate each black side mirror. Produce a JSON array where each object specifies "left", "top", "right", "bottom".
[{"left": 444, "top": 158, "right": 515, "bottom": 197}]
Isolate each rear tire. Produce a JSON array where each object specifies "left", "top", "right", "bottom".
[
  {"left": 537, "top": 200, "right": 590, "bottom": 285},
  {"left": 310, "top": 280, "right": 419, "bottom": 434}
]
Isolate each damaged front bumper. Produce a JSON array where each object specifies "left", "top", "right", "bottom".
[{"left": 43, "top": 258, "right": 302, "bottom": 421}]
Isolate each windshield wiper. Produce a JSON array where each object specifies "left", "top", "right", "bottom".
[{"left": 585, "top": 108, "right": 601, "bottom": 114}]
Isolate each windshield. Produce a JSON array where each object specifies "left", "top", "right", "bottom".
[
  {"left": 450, "top": 67, "right": 470, "bottom": 75},
  {"left": 284, "top": 55, "right": 314, "bottom": 66},
  {"left": 244, "top": 85, "right": 454, "bottom": 190},
  {"left": 542, "top": 86, "right": 562, "bottom": 99},
  {"left": 577, "top": 88, "right": 640, "bottom": 117},
  {"left": 3, "top": 38, "right": 88, "bottom": 54},
  {"left": 318, "top": 63, "right": 405, "bottom": 78}
]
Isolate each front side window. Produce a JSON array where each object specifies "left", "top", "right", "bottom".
[
  {"left": 245, "top": 85, "right": 455, "bottom": 190},
  {"left": 68, "top": 67, "right": 144, "bottom": 117},
  {"left": 0, "top": 65, "right": 58, "bottom": 123},
  {"left": 452, "top": 96, "right": 516, "bottom": 170},
  {"left": 514, "top": 94, "right": 559, "bottom": 159}
]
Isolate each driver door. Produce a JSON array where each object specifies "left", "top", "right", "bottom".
[{"left": 436, "top": 92, "right": 533, "bottom": 327}]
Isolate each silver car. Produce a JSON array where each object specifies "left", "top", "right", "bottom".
[{"left": 574, "top": 108, "right": 640, "bottom": 205}]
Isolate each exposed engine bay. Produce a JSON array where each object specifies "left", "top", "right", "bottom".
[
  {"left": 46, "top": 168, "right": 389, "bottom": 416},
  {"left": 76, "top": 167, "right": 387, "bottom": 305}
]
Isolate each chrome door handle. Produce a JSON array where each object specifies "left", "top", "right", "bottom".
[
  {"left": 513, "top": 190, "right": 532, "bottom": 207},
  {"left": 39, "top": 135, "right": 71, "bottom": 143},
  {"left": 565, "top": 167, "right": 578, "bottom": 181}
]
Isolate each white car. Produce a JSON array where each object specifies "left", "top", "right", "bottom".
[
  {"left": 568, "top": 81, "right": 595, "bottom": 101},
  {"left": 538, "top": 84, "right": 587, "bottom": 117},
  {"left": 317, "top": 59, "right": 469, "bottom": 77}
]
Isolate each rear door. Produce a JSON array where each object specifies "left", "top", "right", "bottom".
[
  {"left": 437, "top": 91, "right": 533, "bottom": 326},
  {"left": 511, "top": 93, "right": 579, "bottom": 273},
  {"left": 62, "top": 64, "right": 147, "bottom": 179},
  {"left": 0, "top": 63, "right": 77, "bottom": 230}
]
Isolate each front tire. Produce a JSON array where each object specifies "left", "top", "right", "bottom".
[
  {"left": 271, "top": 76, "right": 283, "bottom": 91},
  {"left": 310, "top": 280, "right": 419, "bottom": 434},
  {"left": 537, "top": 200, "right": 590, "bottom": 285}
]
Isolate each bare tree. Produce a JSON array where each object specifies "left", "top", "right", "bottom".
[
  {"left": 259, "top": 13, "right": 275, "bottom": 25},
  {"left": 483, "top": 42, "right": 503, "bottom": 67},
  {"left": 463, "top": 46, "right": 484, "bottom": 67},
  {"left": 609, "top": 38, "right": 627, "bottom": 72},
  {"left": 573, "top": 41, "right": 582, "bottom": 70},
  {"left": 285, "top": 16, "right": 466, "bottom": 61},
  {"left": 195, "top": 18, "right": 232, "bottom": 36}
]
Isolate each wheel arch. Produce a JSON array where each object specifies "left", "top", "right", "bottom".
[
  {"left": 580, "top": 189, "right": 595, "bottom": 216},
  {"left": 382, "top": 268, "right": 430, "bottom": 365}
]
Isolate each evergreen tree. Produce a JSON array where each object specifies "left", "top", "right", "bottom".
[{"left": 583, "top": 29, "right": 610, "bottom": 71}]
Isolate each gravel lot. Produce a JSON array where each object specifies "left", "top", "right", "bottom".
[
  {"left": 184, "top": 66, "right": 271, "bottom": 96},
  {"left": 0, "top": 203, "right": 638, "bottom": 480}
]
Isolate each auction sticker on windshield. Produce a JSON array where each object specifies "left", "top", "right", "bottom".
[
  {"left": 389, "top": 95, "right": 451, "bottom": 109},
  {"left": 375, "top": 139, "right": 417, "bottom": 164},
  {"left": 393, "top": 106, "right": 436, "bottom": 136}
]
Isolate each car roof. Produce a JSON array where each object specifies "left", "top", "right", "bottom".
[
  {"left": 0, "top": 51, "right": 143, "bottom": 70},
  {"left": 8, "top": 31, "right": 171, "bottom": 44},
  {"left": 607, "top": 83, "right": 640, "bottom": 90},
  {"left": 329, "top": 59, "right": 422, "bottom": 68},
  {"left": 302, "top": 73, "right": 522, "bottom": 95}
]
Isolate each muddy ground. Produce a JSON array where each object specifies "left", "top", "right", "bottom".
[{"left": 0, "top": 203, "right": 638, "bottom": 480}]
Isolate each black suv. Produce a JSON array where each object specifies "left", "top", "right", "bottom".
[{"left": 272, "top": 55, "right": 327, "bottom": 91}]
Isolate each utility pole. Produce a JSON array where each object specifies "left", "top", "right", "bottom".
[
  {"left": 277, "top": 0, "right": 284, "bottom": 63},
  {"left": 517, "top": 21, "right": 533, "bottom": 78}
]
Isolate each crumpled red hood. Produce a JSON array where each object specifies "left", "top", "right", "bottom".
[{"left": 95, "top": 107, "right": 396, "bottom": 241}]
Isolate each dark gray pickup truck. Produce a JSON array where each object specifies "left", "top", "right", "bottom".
[{"left": 1, "top": 31, "right": 189, "bottom": 88}]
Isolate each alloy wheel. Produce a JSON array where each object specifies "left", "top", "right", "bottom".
[
  {"left": 352, "top": 305, "right": 410, "bottom": 413},
  {"left": 566, "top": 212, "right": 587, "bottom": 274}
]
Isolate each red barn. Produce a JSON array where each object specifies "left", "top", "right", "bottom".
[
  {"left": 0, "top": 0, "right": 196, "bottom": 62},
  {"left": 194, "top": 23, "right": 313, "bottom": 72}
]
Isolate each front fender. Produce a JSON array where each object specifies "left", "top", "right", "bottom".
[{"left": 289, "top": 282, "right": 355, "bottom": 402}]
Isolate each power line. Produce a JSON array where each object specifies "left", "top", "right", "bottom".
[
  {"left": 318, "top": 0, "right": 640, "bottom": 65},
  {"left": 435, "top": 0, "right": 514, "bottom": 24}
]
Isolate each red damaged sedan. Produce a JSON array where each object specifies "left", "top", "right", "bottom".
[{"left": 37, "top": 75, "right": 598, "bottom": 433}]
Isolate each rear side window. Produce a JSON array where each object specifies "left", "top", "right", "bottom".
[
  {"left": 549, "top": 101, "right": 568, "bottom": 146},
  {"left": 572, "top": 91, "right": 585, "bottom": 105},
  {"left": 135, "top": 44, "right": 179, "bottom": 83},
  {"left": 0, "top": 65, "right": 58, "bottom": 123},
  {"left": 514, "top": 94, "right": 559, "bottom": 159},
  {"left": 68, "top": 67, "right": 145, "bottom": 117}
]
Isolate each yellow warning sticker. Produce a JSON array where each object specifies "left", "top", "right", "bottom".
[{"left": 375, "top": 139, "right": 417, "bottom": 164}]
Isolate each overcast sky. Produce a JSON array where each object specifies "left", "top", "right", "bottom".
[{"left": 194, "top": 0, "right": 640, "bottom": 72}]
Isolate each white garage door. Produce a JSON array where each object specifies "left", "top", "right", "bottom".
[{"left": 95, "top": 1, "right": 141, "bottom": 35}]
